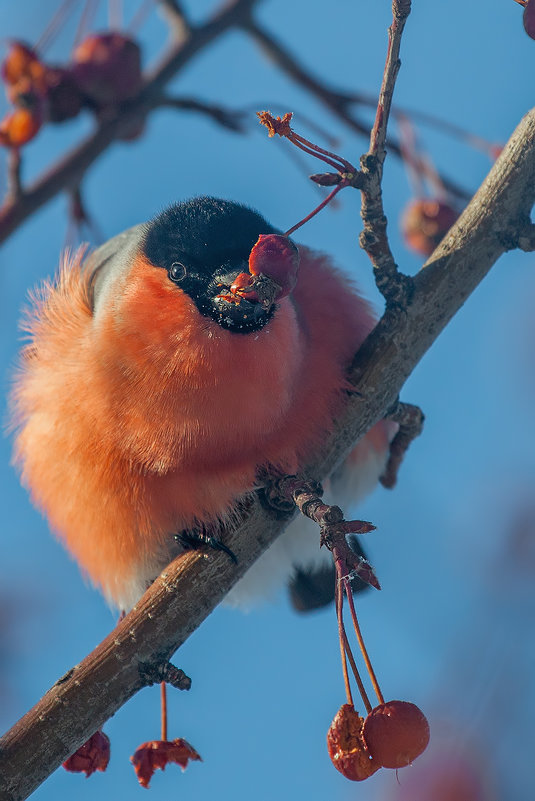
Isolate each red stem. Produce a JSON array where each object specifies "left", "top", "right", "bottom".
[
  {"left": 344, "top": 579, "right": 384, "bottom": 706},
  {"left": 284, "top": 182, "right": 346, "bottom": 236},
  {"left": 336, "top": 574, "right": 353, "bottom": 707},
  {"left": 334, "top": 554, "right": 373, "bottom": 714},
  {"left": 160, "top": 682, "right": 168, "bottom": 742}
]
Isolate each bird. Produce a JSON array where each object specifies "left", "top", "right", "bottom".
[{"left": 10, "top": 196, "right": 393, "bottom": 614}]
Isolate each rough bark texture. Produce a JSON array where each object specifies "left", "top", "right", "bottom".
[{"left": 0, "top": 106, "right": 533, "bottom": 801}]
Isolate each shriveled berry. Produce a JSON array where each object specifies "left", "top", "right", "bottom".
[
  {"left": 2, "top": 41, "right": 45, "bottom": 88},
  {"left": 62, "top": 730, "right": 110, "bottom": 777},
  {"left": 327, "top": 704, "right": 380, "bottom": 781},
  {"left": 248, "top": 234, "right": 299, "bottom": 299},
  {"left": 401, "top": 198, "right": 458, "bottom": 257},
  {"left": 524, "top": 0, "right": 535, "bottom": 39},
  {"left": 362, "top": 700, "right": 430, "bottom": 769},
  {"left": 72, "top": 32, "right": 142, "bottom": 109},
  {"left": 0, "top": 106, "right": 42, "bottom": 147},
  {"left": 43, "top": 67, "right": 83, "bottom": 123}
]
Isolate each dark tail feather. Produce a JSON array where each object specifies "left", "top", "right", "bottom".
[{"left": 288, "top": 540, "right": 370, "bottom": 613}]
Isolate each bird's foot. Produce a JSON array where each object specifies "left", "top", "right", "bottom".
[{"left": 175, "top": 528, "right": 238, "bottom": 563}]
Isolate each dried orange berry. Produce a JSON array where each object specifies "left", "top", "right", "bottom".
[
  {"left": 362, "top": 700, "right": 430, "bottom": 769},
  {"left": 401, "top": 198, "right": 458, "bottom": 257},
  {"left": 2, "top": 42, "right": 42, "bottom": 85},
  {"left": 0, "top": 106, "right": 42, "bottom": 147},
  {"left": 327, "top": 704, "right": 380, "bottom": 781}
]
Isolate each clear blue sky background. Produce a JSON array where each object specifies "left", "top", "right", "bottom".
[{"left": 0, "top": 2, "right": 534, "bottom": 800}]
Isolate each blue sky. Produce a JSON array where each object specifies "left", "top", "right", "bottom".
[{"left": 0, "top": 2, "right": 534, "bottom": 800}]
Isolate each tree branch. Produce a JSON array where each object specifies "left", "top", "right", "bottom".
[
  {"left": 359, "top": 0, "right": 413, "bottom": 306},
  {"left": 1, "top": 105, "right": 534, "bottom": 801}
]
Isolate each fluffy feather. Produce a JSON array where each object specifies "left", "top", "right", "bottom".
[{"left": 11, "top": 199, "right": 391, "bottom": 611}]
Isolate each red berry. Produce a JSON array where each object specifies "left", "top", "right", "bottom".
[
  {"left": 327, "top": 704, "right": 380, "bottom": 781},
  {"left": 248, "top": 234, "right": 299, "bottom": 299},
  {"left": 524, "top": 0, "right": 535, "bottom": 39},
  {"left": 401, "top": 198, "right": 458, "bottom": 257},
  {"left": 0, "top": 106, "right": 42, "bottom": 148},
  {"left": 71, "top": 32, "right": 142, "bottom": 109},
  {"left": 362, "top": 700, "right": 430, "bottom": 769},
  {"left": 43, "top": 67, "right": 83, "bottom": 123}
]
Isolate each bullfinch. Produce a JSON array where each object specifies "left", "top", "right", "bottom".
[{"left": 10, "top": 197, "right": 392, "bottom": 613}]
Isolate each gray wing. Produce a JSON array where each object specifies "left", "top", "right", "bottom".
[{"left": 84, "top": 222, "right": 148, "bottom": 316}]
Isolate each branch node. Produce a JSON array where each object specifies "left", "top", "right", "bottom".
[
  {"left": 139, "top": 661, "right": 192, "bottom": 691},
  {"left": 516, "top": 222, "right": 535, "bottom": 252},
  {"left": 380, "top": 400, "right": 425, "bottom": 489}
]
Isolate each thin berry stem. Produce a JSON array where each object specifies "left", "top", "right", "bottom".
[
  {"left": 344, "top": 578, "right": 384, "bottom": 706},
  {"left": 160, "top": 681, "right": 168, "bottom": 742},
  {"left": 336, "top": 574, "right": 353, "bottom": 707},
  {"left": 285, "top": 182, "right": 346, "bottom": 236},
  {"left": 291, "top": 132, "right": 354, "bottom": 172},
  {"left": 340, "top": 627, "right": 372, "bottom": 715},
  {"left": 334, "top": 555, "right": 373, "bottom": 714}
]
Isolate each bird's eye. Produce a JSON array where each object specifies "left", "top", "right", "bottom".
[{"left": 168, "top": 262, "right": 187, "bottom": 283}]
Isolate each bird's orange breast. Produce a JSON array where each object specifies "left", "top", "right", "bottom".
[{"left": 11, "top": 246, "right": 377, "bottom": 607}]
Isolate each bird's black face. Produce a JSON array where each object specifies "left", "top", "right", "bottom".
[{"left": 142, "top": 197, "right": 280, "bottom": 333}]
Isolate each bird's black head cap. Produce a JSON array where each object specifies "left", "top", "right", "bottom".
[{"left": 142, "top": 197, "right": 280, "bottom": 333}]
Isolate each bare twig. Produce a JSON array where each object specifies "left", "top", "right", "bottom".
[
  {"left": 158, "top": 0, "right": 192, "bottom": 41},
  {"left": 359, "top": 0, "right": 413, "bottom": 307},
  {"left": 265, "top": 475, "right": 380, "bottom": 588},
  {"left": 379, "top": 400, "right": 425, "bottom": 489},
  {"left": 6, "top": 150, "right": 22, "bottom": 203},
  {"left": 150, "top": 95, "right": 247, "bottom": 132},
  {"left": 241, "top": 17, "right": 471, "bottom": 203}
]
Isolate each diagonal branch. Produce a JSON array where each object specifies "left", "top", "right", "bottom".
[{"left": 1, "top": 104, "right": 534, "bottom": 801}]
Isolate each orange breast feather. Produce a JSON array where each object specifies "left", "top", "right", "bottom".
[{"left": 11, "top": 246, "right": 378, "bottom": 608}]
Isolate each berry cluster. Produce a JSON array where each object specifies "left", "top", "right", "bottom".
[
  {"left": 328, "top": 701, "right": 430, "bottom": 781},
  {"left": 0, "top": 33, "right": 142, "bottom": 148}
]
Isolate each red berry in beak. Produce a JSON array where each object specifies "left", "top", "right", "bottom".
[
  {"left": 229, "top": 272, "right": 261, "bottom": 303},
  {"left": 248, "top": 234, "right": 299, "bottom": 300}
]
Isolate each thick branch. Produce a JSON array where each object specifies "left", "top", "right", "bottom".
[{"left": 1, "top": 106, "right": 534, "bottom": 801}]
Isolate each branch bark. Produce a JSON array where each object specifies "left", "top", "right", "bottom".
[{"left": 1, "top": 104, "right": 534, "bottom": 801}]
